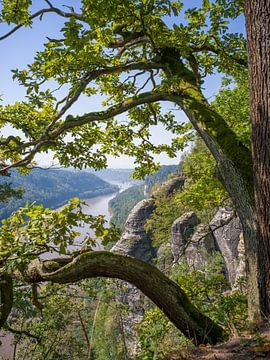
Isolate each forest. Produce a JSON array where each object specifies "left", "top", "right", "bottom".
[
  {"left": 0, "top": 169, "right": 118, "bottom": 220},
  {"left": 0, "top": 0, "right": 269, "bottom": 359}
]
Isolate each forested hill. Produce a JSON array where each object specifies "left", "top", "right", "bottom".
[
  {"left": 0, "top": 169, "right": 118, "bottom": 221},
  {"left": 144, "top": 165, "right": 179, "bottom": 193},
  {"left": 87, "top": 168, "right": 142, "bottom": 184},
  {"left": 109, "top": 185, "right": 145, "bottom": 230}
]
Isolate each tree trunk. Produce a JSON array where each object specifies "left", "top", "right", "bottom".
[
  {"left": 0, "top": 274, "right": 13, "bottom": 328},
  {"left": 245, "top": 0, "right": 270, "bottom": 317},
  {"left": 168, "top": 92, "right": 260, "bottom": 320},
  {"left": 161, "top": 53, "right": 260, "bottom": 319},
  {"left": 27, "top": 251, "right": 224, "bottom": 346}
]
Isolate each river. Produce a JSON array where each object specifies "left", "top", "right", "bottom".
[
  {"left": 0, "top": 182, "right": 134, "bottom": 360},
  {"left": 67, "top": 181, "right": 133, "bottom": 251}
]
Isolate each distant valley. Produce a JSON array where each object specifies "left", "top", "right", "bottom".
[{"left": 0, "top": 169, "right": 118, "bottom": 221}]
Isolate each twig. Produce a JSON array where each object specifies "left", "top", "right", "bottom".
[
  {"left": 78, "top": 310, "right": 91, "bottom": 355},
  {"left": 5, "top": 324, "right": 41, "bottom": 342}
]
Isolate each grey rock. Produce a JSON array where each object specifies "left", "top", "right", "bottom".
[
  {"left": 210, "top": 207, "right": 244, "bottom": 286},
  {"left": 185, "top": 224, "right": 216, "bottom": 268},
  {"left": 156, "top": 241, "right": 174, "bottom": 271},
  {"left": 111, "top": 198, "right": 156, "bottom": 356},
  {"left": 112, "top": 198, "right": 156, "bottom": 262},
  {"left": 171, "top": 212, "right": 200, "bottom": 262},
  {"left": 151, "top": 176, "right": 185, "bottom": 198}
]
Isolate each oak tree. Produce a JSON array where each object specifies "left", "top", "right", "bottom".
[{"left": 0, "top": 0, "right": 268, "bottom": 339}]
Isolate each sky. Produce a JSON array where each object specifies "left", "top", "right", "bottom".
[{"left": 0, "top": 0, "right": 246, "bottom": 169}]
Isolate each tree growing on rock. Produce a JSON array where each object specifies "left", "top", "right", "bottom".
[{"left": 0, "top": 0, "right": 269, "bottom": 341}]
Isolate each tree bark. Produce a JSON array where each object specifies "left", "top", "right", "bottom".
[
  {"left": 26, "top": 251, "right": 224, "bottom": 346},
  {"left": 245, "top": 0, "right": 270, "bottom": 317},
  {"left": 159, "top": 52, "right": 260, "bottom": 319},
  {"left": 0, "top": 274, "right": 13, "bottom": 328},
  {"left": 167, "top": 88, "right": 260, "bottom": 320}
]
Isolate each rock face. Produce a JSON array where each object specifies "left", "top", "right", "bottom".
[
  {"left": 112, "top": 198, "right": 156, "bottom": 262},
  {"left": 210, "top": 207, "right": 245, "bottom": 287},
  {"left": 171, "top": 213, "right": 217, "bottom": 268},
  {"left": 151, "top": 176, "right": 185, "bottom": 198},
  {"left": 111, "top": 198, "right": 156, "bottom": 357},
  {"left": 171, "top": 212, "right": 201, "bottom": 262},
  {"left": 110, "top": 193, "right": 245, "bottom": 357},
  {"left": 185, "top": 224, "right": 217, "bottom": 268}
]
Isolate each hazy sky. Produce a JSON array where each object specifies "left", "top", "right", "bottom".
[{"left": 0, "top": 1, "right": 245, "bottom": 169}]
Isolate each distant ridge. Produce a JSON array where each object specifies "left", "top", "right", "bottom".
[
  {"left": 87, "top": 168, "right": 141, "bottom": 183},
  {"left": 0, "top": 169, "right": 118, "bottom": 220}
]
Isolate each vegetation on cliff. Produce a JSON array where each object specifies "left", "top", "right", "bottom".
[
  {"left": 0, "top": 0, "right": 270, "bottom": 358},
  {"left": 109, "top": 185, "right": 145, "bottom": 230}
]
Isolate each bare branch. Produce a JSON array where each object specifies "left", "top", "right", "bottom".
[
  {"left": 5, "top": 324, "right": 41, "bottom": 342},
  {"left": 0, "top": 6, "right": 84, "bottom": 41},
  {"left": 191, "top": 44, "right": 247, "bottom": 67},
  {"left": 46, "top": 61, "right": 164, "bottom": 132}
]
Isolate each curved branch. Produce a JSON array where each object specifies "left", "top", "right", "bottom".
[
  {"left": 191, "top": 44, "right": 247, "bottom": 67},
  {"left": 26, "top": 251, "right": 224, "bottom": 345},
  {"left": 0, "top": 91, "right": 169, "bottom": 175},
  {"left": 0, "top": 7, "right": 84, "bottom": 41},
  {"left": 53, "top": 92, "right": 169, "bottom": 134},
  {"left": 49, "top": 61, "right": 164, "bottom": 129}
]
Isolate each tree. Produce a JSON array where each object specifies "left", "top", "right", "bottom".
[
  {"left": 0, "top": 0, "right": 264, "bottom": 332},
  {"left": 244, "top": 0, "right": 270, "bottom": 317}
]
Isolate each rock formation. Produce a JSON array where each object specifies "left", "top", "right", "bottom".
[
  {"left": 110, "top": 183, "right": 246, "bottom": 357},
  {"left": 111, "top": 198, "right": 156, "bottom": 262},
  {"left": 210, "top": 207, "right": 245, "bottom": 287},
  {"left": 171, "top": 212, "right": 200, "bottom": 262},
  {"left": 111, "top": 198, "right": 156, "bottom": 357}
]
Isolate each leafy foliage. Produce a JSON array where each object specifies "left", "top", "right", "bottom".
[
  {"left": 0, "top": 182, "right": 23, "bottom": 203},
  {"left": 0, "top": 198, "right": 120, "bottom": 273},
  {"left": 135, "top": 307, "right": 191, "bottom": 360},
  {"left": 145, "top": 185, "right": 183, "bottom": 247},
  {"left": 212, "top": 72, "right": 251, "bottom": 148},
  {"left": 0, "top": 0, "right": 246, "bottom": 177},
  {"left": 135, "top": 253, "right": 248, "bottom": 359},
  {"left": 144, "top": 165, "right": 179, "bottom": 193},
  {"left": 171, "top": 255, "right": 248, "bottom": 333},
  {"left": 177, "top": 138, "right": 228, "bottom": 222}
]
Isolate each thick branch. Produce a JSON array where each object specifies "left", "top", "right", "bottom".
[
  {"left": 48, "top": 61, "right": 164, "bottom": 130},
  {"left": 27, "top": 251, "right": 224, "bottom": 345},
  {"left": 0, "top": 91, "right": 169, "bottom": 175},
  {"left": 5, "top": 325, "right": 40, "bottom": 342},
  {"left": 191, "top": 44, "right": 247, "bottom": 67}
]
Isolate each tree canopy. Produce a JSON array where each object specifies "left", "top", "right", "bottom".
[{"left": 0, "top": 0, "right": 270, "bottom": 346}]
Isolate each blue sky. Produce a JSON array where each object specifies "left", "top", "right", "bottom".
[{"left": 0, "top": 1, "right": 246, "bottom": 169}]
